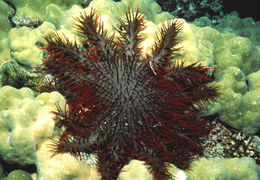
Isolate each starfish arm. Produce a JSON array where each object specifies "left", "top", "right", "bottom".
[
  {"left": 48, "top": 136, "right": 98, "bottom": 159},
  {"left": 97, "top": 144, "right": 132, "bottom": 180},
  {"left": 74, "top": 8, "right": 116, "bottom": 60},
  {"left": 165, "top": 61, "right": 219, "bottom": 108},
  {"left": 137, "top": 142, "right": 174, "bottom": 180},
  {"left": 149, "top": 19, "right": 183, "bottom": 72},
  {"left": 43, "top": 32, "right": 86, "bottom": 64},
  {"left": 40, "top": 32, "right": 89, "bottom": 95},
  {"left": 116, "top": 8, "right": 146, "bottom": 62},
  {"left": 182, "top": 84, "right": 220, "bottom": 107},
  {"left": 169, "top": 62, "right": 215, "bottom": 85}
]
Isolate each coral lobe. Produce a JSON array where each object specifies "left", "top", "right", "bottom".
[{"left": 40, "top": 8, "right": 219, "bottom": 180}]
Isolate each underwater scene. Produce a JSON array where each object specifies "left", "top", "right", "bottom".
[{"left": 0, "top": 0, "right": 259, "bottom": 179}]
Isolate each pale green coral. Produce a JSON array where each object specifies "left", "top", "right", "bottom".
[
  {"left": 0, "top": 0, "right": 86, "bottom": 68},
  {"left": 118, "top": 160, "right": 189, "bottom": 180},
  {"left": 6, "top": 170, "right": 32, "bottom": 180},
  {"left": 8, "top": 22, "right": 55, "bottom": 68},
  {"left": 0, "top": 85, "right": 65, "bottom": 165},
  {"left": 0, "top": 86, "right": 98, "bottom": 180},
  {"left": 36, "top": 140, "right": 100, "bottom": 180},
  {"left": 120, "top": 0, "right": 164, "bottom": 22},
  {"left": 248, "top": 69, "right": 260, "bottom": 91},
  {"left": 118, "top": 160, "right": 153, "bottom": 180},
  {"left": 7, "top": 0, "right": 85, "bottom": 24},
  {"left": 188, "top": 157, "right": 260, "bottom": 180},
  {"left": 217, "top": 13, "right": 260, "bottom": 46},
  {"left": 0, "top": 0, "right": 12, "bottom": 65},
  {"left": 190, "top": 25, "right": 260, "bottom": 74},
  {"left": 188, "top": 21, "right": 260, "bottom": 134}
]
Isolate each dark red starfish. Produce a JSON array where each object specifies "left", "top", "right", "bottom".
[{"left": 39, "top": 8, "right": 219, "bottom": 180}]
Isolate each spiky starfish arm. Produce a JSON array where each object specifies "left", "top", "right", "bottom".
[
  {"left": 116, "top": 8, "right": 146, "bottom": 60},
  {"left": 148, "top": 19, "right": 183, "bottom": 72},
  {"left": 97, "top": 141, "right": 134, "bottom": 180},
  {"left": 136, "top": 130, "right": 176, "bottom": 179},
  {"left": 40, "top": 33, "right": 91, "bottom": 100},
  {"left": 74, "top": 8, "right": 118, "bottom": 60},
  {"left": 168, "top": 61, "right": 219, "bottom": 107}
]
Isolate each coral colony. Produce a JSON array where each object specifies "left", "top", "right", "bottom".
[{"left": 39, "top": 8, "right": 219, "bottom": 180}]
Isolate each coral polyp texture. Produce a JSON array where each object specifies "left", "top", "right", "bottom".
[{"left": 39, "top": 8, "right": 219, "bottom": 180}]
